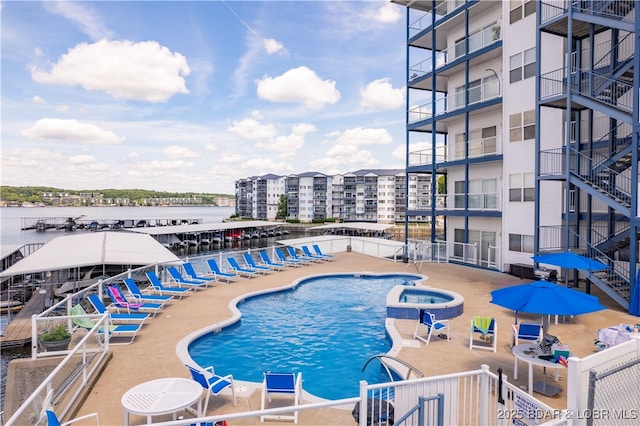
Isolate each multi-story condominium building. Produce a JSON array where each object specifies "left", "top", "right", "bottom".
[
  {"left": 286, "top": 172, "right": 332, "bottom": 222},
  {"left": 393, "top": 0, "right": 639, "bottom": 315},
  {"left": 235, "top": 174, "right": 285, "bottom": 220}
]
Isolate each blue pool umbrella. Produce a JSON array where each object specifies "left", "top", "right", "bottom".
[
  {"left": 531, "top": 252, "right": 609, "bottom": 271},
  {"left": 490, "top": 280, "right": 606, "bottom": 330}
]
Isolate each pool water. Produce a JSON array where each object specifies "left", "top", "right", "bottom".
[
  {"left": 188, "top": 274, "right": 420, "bottom": 400},
  {"left": 399, "top": 289, "right": 454, "bottom": 304}
]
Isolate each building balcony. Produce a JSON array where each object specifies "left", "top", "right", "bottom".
[{"left": 434, "top": 192, "right": 501, "bottom": 212}]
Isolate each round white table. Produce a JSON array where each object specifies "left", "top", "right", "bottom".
[
  {"left": 121, "top": 377, "right": 203, "bottom": 425},
  {"left": 512, "top": 344, "right": 567, "bottom": 397}
]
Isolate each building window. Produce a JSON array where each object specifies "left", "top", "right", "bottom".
[
  {"left": 509, "top": 110, "right": 535, "bottom": 142},
  {"left": 509, "top": 233, "right": 534, "bottom": 253},
  {"left": 509, "top": 47, "right": 535, "bottom": 83},
  {"left": 510, "top": 0, "right": 535, "bottom": 24},
  {"left": 509, "top": 173, "right": 535, "bottom": 201}
]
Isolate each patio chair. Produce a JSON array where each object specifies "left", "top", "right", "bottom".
[
  {"left": 259, "top": 250, "right": 288, "bottom": 270},
  {"left": 183, "top": 262, "right": 214, "bottom": 281},
  {"left": 511, "top": 322, "right": 543, "bottom": 347},
  {"left": 226, "top": 257, "right": 258, "bottom": 278},
  {"left": 167, "top": 266, "right": 210, "bottom": 290},
  {"left": 312, "top": 244, "right": 335, "bottom": 260},
  {"left": 106, "top": 285, "right": 164, "bottom": 317},
  {"left": 42, "top": 389, "right": 100, "bottom": 426},
  {"left": 286, "top": 246, "right": 314, "bottom": 264},
  {"left": 69, "top": 304, "right": 141, "bottom": 345},
  {"left": 469, "top": 316, "right": 497, "bottom": 352},
  {"left": 86, "top": 293, "right": 149, "bottom": 323},
  {"left": 242, "top": 253, "right": 273, "bottom": 274},
  {"left": 413, "top": 309, "right": 449, "bottom": 345},
  {"left": 301, "top": 246, "right": 328, "bottom": 262},
  {"left": 185, "top": 364, "right": 236, "bottom": 414},
  {"left": 206, "top": 259, "right": 238, "bottom": 282},
  {"left": 274, "top": 248, "right": 305, "bottom": 267},
  {"left": 123, "top": 278, "right": 173, "bottom": 304},
  {"left": 145, "top": 271, "right": 191, "bottom": 299},
  {"left": 260, "top": 371, "right": 302, "bottom": 423}
]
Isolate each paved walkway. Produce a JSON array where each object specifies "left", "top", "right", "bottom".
[{"left": 64, "top": 253, "right": 637, "bottom": 425}]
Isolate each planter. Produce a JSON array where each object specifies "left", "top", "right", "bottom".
[
  {"left": 39, "top": 337, "right": 71, "bottom": 352},
  {"left": 346, "top": 245, "right": 352, "bottom": 253}
]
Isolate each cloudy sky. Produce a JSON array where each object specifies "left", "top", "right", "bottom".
[{"left": 1, "top": 1, "right": 409, "bottom": 194}]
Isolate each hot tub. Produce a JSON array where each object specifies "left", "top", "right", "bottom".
[{"left": 386, "top": 285, "right": 464, "bottom": 320}]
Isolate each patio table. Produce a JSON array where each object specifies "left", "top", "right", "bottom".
[
  {"left": 121, "top": 377, "right": 202, "bottom": 425},
  {"left": 512, "top": 344, "right": 567, "bottom": 397}
]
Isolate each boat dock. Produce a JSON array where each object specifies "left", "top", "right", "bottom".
[
  {"left": 20, "top": 217, "right": 204, "bottom": 232},
  {"left": 0, "top": 291, "right": 45, "bottom": 348}
]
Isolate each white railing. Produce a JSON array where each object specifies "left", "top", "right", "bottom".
[
  {"left": 409, "top": 79, "right": 500, "bottom": 124},
  {"left": 5, "top": 313, "right": 111, "bottom": 425}
]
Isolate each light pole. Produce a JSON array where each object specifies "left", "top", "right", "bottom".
[{"left": 485, "top": 68, "right": 500, "bottom": 97}]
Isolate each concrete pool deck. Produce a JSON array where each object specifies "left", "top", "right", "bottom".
[{"left": 68, "top": 252, "right": 637, "bottom": 425}]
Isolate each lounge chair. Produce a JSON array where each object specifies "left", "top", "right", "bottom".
[
  {"left": 167, "top": 266, "right": 210, "bottom": 290},
  {"left": 243, "top": 253, "right": 273, "bottom": 274},
  {"left": 46, "top": 409, "right": 100, "bottom": 426},
  {"left": 286, "top": 246, "right": 314, "bottom": 264},
  {"left": 259, "top": 250, "right": 288, "bottom": 270},
  {"left": 301, "top": 245, "right": 329, "bottom": 262},
  {"left": 205, "top": 259, "right": 238, "bottom": 282},
  {"left": 260, "top": 371, "right": 302, "bottom": 423},
  {"left": 469, "top": 316, "right": 497, "bottom": 352},
  {"left": 145, "top": 271, "right": 191, "bottom": 299},
  {"left": 274, "top": 248, "right": 305, "bottom": 267},
  {"left": 70, "top": 304, "right": 141, "bottom": 345},
  {"left": 183, "top": 262, "right": 214, "bottom": 282},
  {"left": 86, "top": 293, "right": 149, "bottom": 323},
  {"left": 226, "top": 257, "right": 259, "bottom": 278},
  {"left": 312, "top": 244, "right": 334, "bottom": 259},
  {"left": 106, "top": 285, "right": 164, "bottom": 317},
  {"left": 413, "top": 309, "right": 449, "bottom": 345},
  {"left": 123, "top": 278, "right": 173, "bottom": 304},
  {"left": 512, "top": 322, "right": 543, "bottom": 347},
  {"left": 185, "top": 364, "right": 236, "bottom": 414}
]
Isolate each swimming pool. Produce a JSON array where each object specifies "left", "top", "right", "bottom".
[{"left": 186, "top": 273, "right": 422, "bottom": 400}]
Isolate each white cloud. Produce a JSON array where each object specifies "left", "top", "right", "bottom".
[
  {"left": 128, "top": 160, "right": 195, "bottom": 174},
  {"left": 21, "top": 118, "right": 125, "bottom": 145},
  {"left": 257, "top": 122, "right": 317, "bottom": 154},
  {"left": 263, "top": 38, "right": 286, "bottom": 55},
  {"left": 228, "top": 117, "right": 277, "bottom": 140},
  {"left": 161, "top": 145, "right": 200, "bottom": 158},
  {"left": 327, "top": 127, "right": 393, "bottom": 146},
  {"left": 244, "top": 157, "right": 295, "bottom": 175},
  {"left": 32, "top": 96, "right": 46, "bottom": 104},
  {"left": 68, "top": 154, "right": 96, "bottom": 164},
  {"left": 43, "top": 1, "right": 114, "bottom": 41},
  {"left": 360, "top": 78, "right": 405, "bottom": 111},
  {"left": 256, "top": 66, "right": 341, "bottom": 109},
  {"left": 55, "top": 104, "right": 70, "bottom": 112},
  {"left": 31, "top": 39, "right": 190, "bottom": 103},
  {"left": 373, "top": 3, "right": 402, "bottom": 23}
]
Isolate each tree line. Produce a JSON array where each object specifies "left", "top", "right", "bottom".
[{"left": 0, "top": 186, "right": 234, "bottom": 205}]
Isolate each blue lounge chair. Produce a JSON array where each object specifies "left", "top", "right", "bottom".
[
  {"left": 70, "top": 303, "right": 141, "bottom": 345},
  {"left": 274, "top": 248, "right": 304, "bottom": 267},
  {"left": 260, "top": 371, "right": 302, "bottom": 423},
  {"left": 226, "top": 257, "right": 258, "bottom": 278},
  {"left": 469, "top": 316, "right": 497, "bottom": 352},
  {"left": 242, "top": 253, "right": 272, "bottom": 274},
  {"left": 301, "top": 245, "right": 328, "bottom": 262},
  {"left": 183, "top": 262, "right": 214, "bottom": 281},
  {"left": 512, "top": 322, "right": 542, "bottom": 347},
  {"left": 145, "top": 271, "right": 191, "bottom": 299},
  {"left": 185, "top": 364, "right": 236, "bottom": 413},
  {"left": 86, "top": 293, "right": 148, "bottom": 323},
  {"left": 312, "top": 244, "right": 335, "bottom": 260},
  {"left": 258, "top": 250, "right": 287, "bottom": 270},
  {"left": 123, "top": 278, "right": 173, "bottom": 304},
  {"left": 413, "top": 309, "right": 449, "bottom": 345},
  {"left": 286, "top": 246, "right": 314, "bottom": 263},
  {"left": 167, "top": 266, "right": 209, "bottom": 290},
  {"left": 206, "top": 259, "right": 237, "bottom": 282},
  {"left": 106, "top": 285, "right": 164, "bottom": 317},
  {"left": 46, "top": 409, "right": 99, "bottom": 426}
]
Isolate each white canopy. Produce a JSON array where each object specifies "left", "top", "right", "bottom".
[
  {"left": 0, "top": 231, "right": 181, "bottom": 277},
  {"left": 309, "top": 222, "right": 395, "bottom": 232}
]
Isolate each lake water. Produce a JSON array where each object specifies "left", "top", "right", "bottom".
[{"left": 1, "top": 205, "right": 236, "bottom": 412}]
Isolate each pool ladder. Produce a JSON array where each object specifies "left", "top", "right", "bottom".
[{"left": 362, "top": 354, "right": 424, "bottom": 382}]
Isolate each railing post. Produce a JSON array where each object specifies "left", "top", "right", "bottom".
[
  {"left": 359, "top": 380, "right": 368, "bottom": 426},
  {"left": 31, "top": 314, "right": 38, "bottom": 359},
  {"left": 479, "top": 364, "right": 490, "bottom": 425}
]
